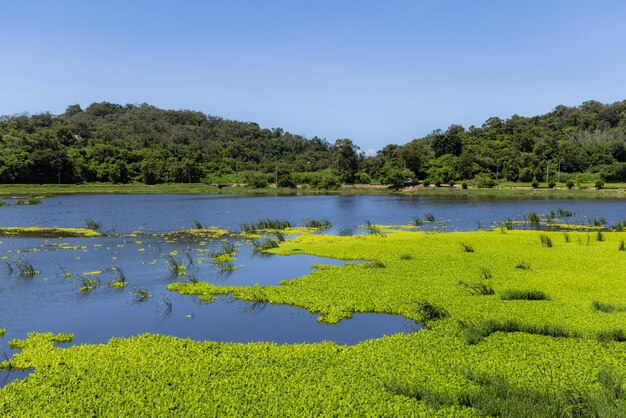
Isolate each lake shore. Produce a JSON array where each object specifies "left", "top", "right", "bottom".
[{"left": 2, "top": 182, "right": 626, "bottom": 198}]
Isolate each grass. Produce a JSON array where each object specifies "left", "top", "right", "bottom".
[
  {"left": 7, "top": 229, "right": 626, "bottom": 416},
  {"left": 500, "top": 289, "right": 551, "bottom": 301},
  {"left": 78, "top": 277, "right": 99, "bottom": 293},
  {"left": 526, "top": 212, "right": 541, "bottom": 226},
  {"left": 459, "top": 242, "right": 474, "bottom": 252},
  {"left": 304, "top": 218, "right": 332, "bottom": 229},
  {"left": 132, "top": 289, "right": 152, "bottom": 303},
  {"left": 12, "top": 258, "right": 38, "bottom": 276},
  {"left": 540, "top": 234, "right": 553, "bottom": 247},
  {"left": 0, "top": 227, "right": 100, "bottom": 238},
  {"left": 164, "top": 255, "right": 185, "bottom": 273},
  {"left": 106, "top": 266, "right": 127, "bottom": 288},
  {"left": 15, "top": 196, "right": 41, "bottom": 205},
  {"left": 83, "top": 218, "right": 101, "bottom": 231},
  {"left": 423, "top": 212, "right": 436, "bottom": 222},
  {"left": 592, "top": 301, "right": 626, "bottom": 313},
  {"left": 515, "top": 261, "right": 531, "bottom": 270},
  {"left": 363, "top": 220, "right": 385, "bottom": 237},
  {"left": 458, "top": 281, "right": 495, "bottom": 296},
  {"left": 250, "top": 238, "right": 280, "bottom": 251}
]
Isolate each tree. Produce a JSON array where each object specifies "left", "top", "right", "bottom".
[
  {"left": 432, "top": 125, "right": 464, "bottom": 157},
  {"left": 333, "top": 138, "right": 360, "bottom": 183}
]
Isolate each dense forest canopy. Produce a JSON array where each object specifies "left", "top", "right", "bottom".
[{"left": 1, "top": 100, "right": 626, "bottom": 187}]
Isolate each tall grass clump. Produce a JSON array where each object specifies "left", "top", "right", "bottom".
[
  {"left": 458, "top": 281, "right": 495, "bottom": 296},
  {"left": 164, "top": 255, "right": 185, "bottom": 273},
  {"left": 424, "top": 213, "right": 436, "bottom": 222},
  {"left": 132, "top": 288, "right": 152, "bottom": 303},
  {"left": 596, "top": 231, "right": 605, "bottom": 242},
  {"left": 251, "top": 238, "right": 280, "bottom": 251},
  {"left": 563, "top": 232, "right": 571, "bottom": 243},
  {"left": 478, "top": 267, "right": 492, "bottom": 280},
  {"left": 84, "top": 218, "right": 101, "bottom": 231},
  {"left": 304, "top": 218, "right": 332, "bottom": 229},
  {"left": 526, "top": 212, "right": 541, "bottom": 226},
  {"left": 412, "top": 217, "right": 422, "bottom": 226},
  {"left": 16, "top": 196, "right": 41, "bottom": 205},
  {"left": 364, "top": 220, "right": 385, "bottom": 237},
  {"left": 503, "top": 219, "right": 514, "bottom": 230},
  {"left": 459, "top": 242, "right": 474, "bottom": 253},
  {"left": 515, "top": 261, "right": 531, "bottom": 270},
  {"left": 539, "top": 234, "right": 553, "bottom": 247},
  {"left": 501, "top": 289, "right": 551, "bottom": 301},
  {"left": 415, "top": 300, "right": 448, "bottom": 321},
  {"left": 590, "top": 217, "right": 607, "bottom": 227},
  {"left": 254, "top": 218, "right": 291, "bottom": 230},
  {"left": 106, "top": 266, "right": 127, "bottom": 288},
  {"left": 555, "top": 208, "right": 575, "bottom": 217},
  {"left": 239, "top": 222, "right": 258, "bottom": 234},
  {"left": 461, "top": 319, "right": 577, "bottom": 345},
  {"left": 592, "top": 301, "right": 626, "bottom": 313},
  {"left": 13, "top": 258, "right": 38, "bottom": 276},
  {"left": 619, "top": 240, "right": 625, "bottom": 251},
  {"left": 191, "top": 219, "right": 204, "bottom": 229},
  {"left": 597, "top": 329, "right": 626, "bottom": 343},
  {"left": 79, "top": 276, "right": 99, "bottom": 293}
]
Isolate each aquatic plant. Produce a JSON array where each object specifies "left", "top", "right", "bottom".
[
  {"left": 414, "top": 300, "right": 448, "bottom": 321},
  {"left": 13, "top": 258, "right": 38, "bottom": 276},
  {"left": 555, "top": 208, "right": 575, "bottom": 217},
  {"left": 304, "top": 219, "right": 332, "bottom": 229},
  {"left": 539, "top": 234, "right": 553, "bottom": 247},
  {"left": 591, "top": 301, "right": 626, "bottom": 313},
  {"left": 597, "top": 329, "right": 626, "bottom": 343},
  {"left": 191, "top": 219, "right": 204, "bottom": 229},
  {"left": 500, "top": 289, "right": 551, "bottom": 301},
  {"left": 0, "top": 199, "right": 7, "bottom": 207},
  {"left": 2, "top": 260, "right": 13, "bottom": 275},
  {"left": 132, "top": 288, "right": 152, "bottom": 303},
  {"left": 399, "top": 254, "right": 413, "bottom": 260},
  {"left": 478, "top": 267, "right": 492, "bottom": 280},
  {"left": 363, "top": 260, "right": 385, "bottom": 269},
  {"left": 526, "top": 212, "right": 541, "bottom": 226},
  {"left": 273, "top": 231, "right": 286, "bottom": 242},
  {"left": 164, "top": 255, "right": 184, "bottom": 273},
  {"left": 596, "top": 231, "right": 604, "bottom": 242},
  {"left": 619, "top": 240, "right": 625, "bottom": 251},
  {"left": 16, "top": 196, "right": 41, "bottom": 205},
  {"left": 590, "top": 217, "right": 607, "bottom": 227},
  {"left": 563, "top": 232, "right": 571, "bottom": 243},
  {"left": 458, "top": 280, "right": 494, "bottom": 296},
  {"left": 461, "top": 319, "right": 578, "bottom": 345},
  {"left": 515, "top": 261, "right": 531, "bottom": 270},
  {"left": 423, "top": 213, "right": 435, "bottom": 222},
  {"left": 106, "top": 266, "right": 127, "bottom": 288},
  {"left": 411, "top": 217, "right": 422, "bottom": 226},
  {"left": 251, "top": 238, "right": 280, "bottom": 251},
  {"left": 503, "top": 219, "right": 514, "bottom": 230},
  {"left": 83, "top": 218, "right": 101, "bottom": 231},
  {"left": 158, "top": 296, "right": 173, "bottom": 318},
  {"left": 459, "top": 242, "right": 474, "bottom": 252},
  {"left": 78, "top": 277, "right": 99, "bottom": 293},
  {"left": 363, "top": 220, "right": 385, "bottom": 237}
]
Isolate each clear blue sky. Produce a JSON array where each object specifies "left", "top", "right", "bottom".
[{"left": 2, "top": 1, "right": 625, "bottom": 153}]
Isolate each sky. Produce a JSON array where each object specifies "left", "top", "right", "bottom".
[{"left": 1, "top": 1, "right": 626, "bottom": 153}]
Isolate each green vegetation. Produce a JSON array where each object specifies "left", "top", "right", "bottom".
[
  {"left": 5, "top": 229, "right": 626, "bottom": 415},
  {"left": 0, "top": 227, "right": 100, "bottom": 238},
  {"left": 500, "top": 290, "right": 551, "bottom": 301},
  {"left": 4, "top": 100, "right": 626, "bottom": 189}
]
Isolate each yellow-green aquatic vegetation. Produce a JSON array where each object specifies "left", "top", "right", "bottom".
[
  {"left": 0, "top": 329, "right": 4, "bottom": 337},
  {"left": 0, "top": 227, "right": 100, "bottom": 238},
  {"left": 6, "top": 229, "right": 626, "bottom": 416}
]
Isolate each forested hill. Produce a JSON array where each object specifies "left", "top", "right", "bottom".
[{"left": 1, "top": 100, "right": 626, "bottom": 187}]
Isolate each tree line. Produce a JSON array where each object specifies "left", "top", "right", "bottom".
[{"left": 1, "top": 100, "right": 626, "bottom": 188}]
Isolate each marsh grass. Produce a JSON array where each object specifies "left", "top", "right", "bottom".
[
  {"left": 597, "top": 329, "right": 626, "bottom": 343},
  {"left": 364, "top": 220, "right": 385, "bottom": 237},
  {"left": 0, "top": 199, "right": 7, "bottom": 207},
  {"left": 563, "top": 232, "right": 571, "bottom": 243},
  {"left": 132, "top": 288, "right": 152, "bottom": 303},
  {"left": 597, "top": 231, "right": 605, "bottom": 242},
  {"left": 590, "top": 217, "right": 607, "bottom": 227},
  {"left": 515, "top": 261, "right": 531, "bottom": 270},
  {"left": 2, "top": 260, "right": 13, "bottom": 275},
  {"left": 83, "top": 218, "right": 101, "bottom": 231},
  {"left": 459, "top": 242, "right": 474, "bottom": 252},
  {"left": 458, "top": 280, "right": 495, "bottom": 296},
  {"left": 251, "top": 238, "right": 280, "bottom": 251},
  {"left": 619, "top": 240, "right": 625, "bottom": 251},
  {"left": 412, "top": 217, "right": 422, "bottom": 226},
  {"left": 399, "top": 254, "right": 413, "bottom": 260},
  {"left": 424, "top": 213, "right": 436, "bottom": 222},
  {"left": 415, "top": 300, "right": 448, "bottom": 321},
  {"left": 478, "top": 267, "right": 492, "bottom": 280},
  {"left": 592, "top": 301, "right": 626, "bottom": 313},
  {"left": 273, "top": 231, "right": 286, "bottom": 242},
  {"left": 501, "top": 289, "right": 551, "bottom": 301},
  {"left": 526, "top": 212, "right": 541, "bottom": 226},
  {"left": 539, "top": 234, "right": 553, "bottom": 247},
  {"left": 79, "top": 276, "right": 99, "bottom": 293},
  {"left": 460, "top": 319, "right": 577, "bottom": 345},
  {"left": 304, "top": 218, "right": 332, "bottom": 229},
  {"left": 159, "top": 296, "right": 173, "bottom": 318},
  {"left": 241, "top": 218, "right": 292, "bottom": 233},
  {"left": 16, "top": 196, "right": 41, "bottom": 205},
  {"left": 106, "top": 266, "right": 127, "bottom": 288},
  {"left": 191, "top": 219, "right": 204, "bottom": 229},
  {"left": 164, "top": 255, "right": 184, "bottom": 273},
  {"left": 13, "top": 258, "right": 38, "bottom": 276},
  {"left": 363, "top": 260, "right": 386, "bottom": 269},
  {"left": 503, "top": 219, "right": 514, "bottom": 230},
  {"left": 554, "top": 208, "right": 575, "bottom": 218}
]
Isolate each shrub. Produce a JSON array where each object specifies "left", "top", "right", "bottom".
[
  {"left": 277, "top": 174, "right": 297, "bottom": 188},
  {"left": 500, "top": 290, "right": 551, "bottom": 301},
  {"left": 619, "top": 240, "right": 625, "bottom": 251},
  {"left": 461, "top": 181, "right": 468, "bottom": 189},
  {"left": 448, "top": 180, "right": 455, "bottom": 187},
  {"left": 548, "top": 180, "right": 556, "bottom": 188},
  {"left": 421, "top": 179, "right": 431, "bottom": 187},
  {"left": 415, "top": 300, "right": 448, "bottom": 321},
  {"left": 531, "top": 179, "right": 540, "bottom": 188},
  {"left": 526, "top": 212, "right": 541, "bottom": 226},
  {"left": 566, "top": 179, "right": 575, "bottom": 189},
  {"left": 460, "top": 242, "right": 474, "bottom": 252},
  {"left": 477, "top": 177, "right": 497, "bottom": 188},
  {"left": 595, "top": 179, "right": 605, "bottom": 189},
  {"left": 251, "top": 176, "right": 268, "bottom": 188},
  {"left": 539, "top": 234, "right": 553, "bottom": 247}
]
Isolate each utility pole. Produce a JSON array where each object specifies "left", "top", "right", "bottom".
[
  {"left": 57, "top": 167, "right": 61, "bottom": 185},
  {"left": 557, "top": 160, "right": 561, "bottom": 182},
  {"left": 275, "top": 161, "right": 278, "bottom": 186},
  {"left": 545, "top": 161, "right": 549, "bottom": 183}
]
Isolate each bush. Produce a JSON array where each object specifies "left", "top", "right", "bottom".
[
  {"left": 448, "top": 180, "right": 455, "bottom": 187},
  {"left": 251, "top": 176, "right": 268, "bottom": 188},
  {"left": 434, "top": 178, "right": 442, "bottom": 187},
  {"left": 476, "top": 177, "right": 497, "bottom": 188},
  {"left": 531, "top": 179, "right": 540, "bottom": 188},
  {"left": 358, "top": 172, "right": 371, "bottom": 184},
  {"left": 277, "top": 174, "right": 297, "bottom": 189},
  {"left": 422, "top": 179, "right": 431, "bottom": 187},
  {"left": 566, "top": 179, "right": 575, "bottom": 189},
  {"left": 461, "top": 181, "right": 468, "bottom": 189},
  {"left": 548, "top": 180, "right": 556, "bottom": 188},
  {"left": 595, "top": 179, "right": 605, "bottom": 189}
]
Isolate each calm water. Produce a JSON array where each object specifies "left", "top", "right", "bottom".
[
  {"left": 1, "top": 194, "right": 625, "bottom": 234},
  {"left": 1, "top": 193, "right": 625, "bottom": 386}
]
